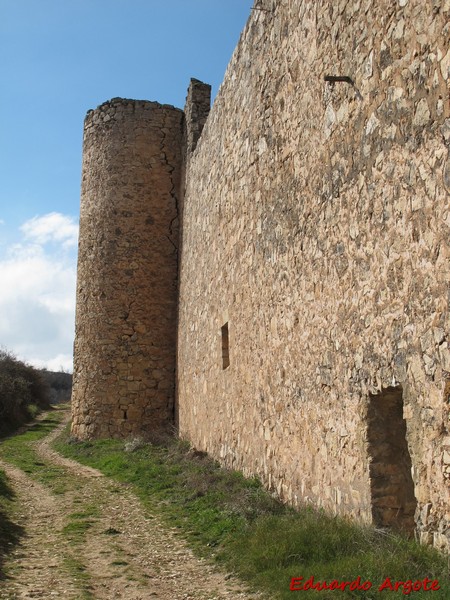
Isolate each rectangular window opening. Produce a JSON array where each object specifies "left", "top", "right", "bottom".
[
  {"left": 367, "top": 386, "right": 417, "bottom": 536},
  {"left": 221, "top": 323, "right": 230, "bottom": 370}
]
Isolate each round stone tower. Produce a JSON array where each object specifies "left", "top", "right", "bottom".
[{"left": 71, "top": 98, "right": 183, "bottom": 439}]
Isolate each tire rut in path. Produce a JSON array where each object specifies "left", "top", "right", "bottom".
[
  {"left": 1, "top": 412, "right": 264, "bottom": 600},
  {"left": 0, "top": 459, "right": 81, "bottom": 600}
]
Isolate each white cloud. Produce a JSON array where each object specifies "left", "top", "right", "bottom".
[
  {"left": 0, "top": 213, "right": 77, "bottom": 372},
  {"left": 30, "top": 354, "right": 74, "bottom": 373},
  {"left": 20, "top": 212, "right": 79, "bottom": 248}
]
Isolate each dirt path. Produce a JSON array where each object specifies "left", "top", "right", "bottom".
[
  {"left": 0, "top": 459, "right": 81, "bottom": 599},
  {"left": 0, "top": 412, "right": 263, "bottom": 600}
]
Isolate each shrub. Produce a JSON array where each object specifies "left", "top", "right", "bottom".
[
  {"left": 0, "top": 349, "right": 50, "bottom": 435},
  {"left": 39, "top": 369, "right": 72, "bottom": 404}
]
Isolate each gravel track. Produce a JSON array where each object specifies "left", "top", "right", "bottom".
[{"left": 0, "top": 410, "right": 263, "bottom": 600}]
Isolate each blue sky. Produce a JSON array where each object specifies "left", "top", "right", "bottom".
[{"left": 0, "top": 0, "right": 253, "bottom": 371}]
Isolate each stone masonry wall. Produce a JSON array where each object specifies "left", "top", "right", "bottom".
[
  {"left": 177, "top": 0, "right": 450, "bottom": 549},
  {"left": 72, "top": 99, "right": 183, "bottom": 439},
  {"left": 184, "top": 79, "right": 212, "bottom": 157}
]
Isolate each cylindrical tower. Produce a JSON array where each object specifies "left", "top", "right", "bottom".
[{"left": 71, "top": 98, "right": 183, "bottom": 439}]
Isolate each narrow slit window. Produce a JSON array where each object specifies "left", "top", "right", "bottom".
[{"left": 221, "top": 323, "right": 230, "bottom": 369}]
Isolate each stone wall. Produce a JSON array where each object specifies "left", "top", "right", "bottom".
[
  {"left": 72, "top": 99, "right": 183, "bottom": 438},
  {"left": 177, "top": 0, "right": 450, "bottom": 550},
  {"left": 184, "top": 79, "right": 212, "bottom": 157}
]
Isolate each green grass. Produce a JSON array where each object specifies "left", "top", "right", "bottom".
[
  {"left": 63, "top": 519, "right": 95, "bottom": 540},
  {"left": 54, "top": 428, "right": 450, "bottom": 599},
  {"left": 0, "top": 411, "right": 67, "bottom": 579},
  {"left": 2, "top": 410, "right": 449, "bottom": 598},
  {"left": 62, "top": 505, "right": 99, "bottom": 543},
  {"left": 0, "top": 404, "right": 44, "bottom": 440},
  {"left": 63, "top": 556, "right": 95, "bottom": 599},
  {"left": 0, "top": 411, "right": 69, "bottom": 494},
  {"left": 0, "top": 408, "right": 97, "bottom": 593}
]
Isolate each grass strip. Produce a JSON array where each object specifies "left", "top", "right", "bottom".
[
  {"left": 0, "top": 408, "right": 95, "bottom": 593},
  {"left": 0, "top": 411, "right": 64, "bottom": 578},
  {"left": 54, "top": 427, "right": 450, "bottom": 599},
  {"left": 0, "top": 410, "right": 69, "bottom": 493},
  {"left": 63, "top": 556, "right": 95, "bottom": 599}
]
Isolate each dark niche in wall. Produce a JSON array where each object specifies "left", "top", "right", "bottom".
[
  {"left": 221, "top": 322, "right": 230, "bottom": 370},
  {"left": 367, "top": 386, "right": 417, "bottom": 535}
]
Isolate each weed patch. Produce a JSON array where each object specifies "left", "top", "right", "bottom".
[
  {"left": 63, "top": 519, "right": 95, "bottom": 540},
  {"left": 63, "top": 556, "right": 94, "bottom": 599},
  {"left": 55, "top": 428, "right": 450, "bottom": 599},
  {"left": 63, "top": 506, "right": 98, "bottom": 543}
]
